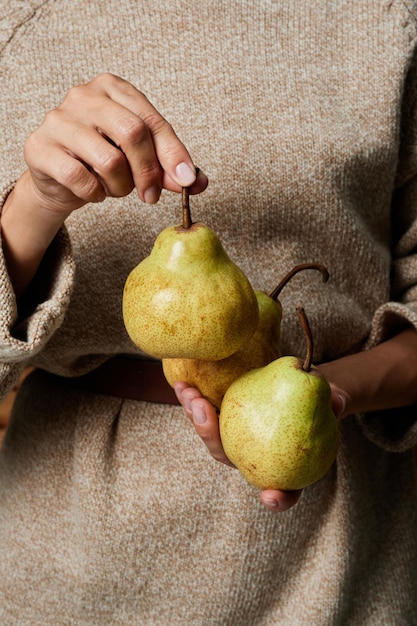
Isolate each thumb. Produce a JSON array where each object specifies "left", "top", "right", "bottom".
[{"left": 330, "top": 384, "right": 352, "bottom": 420}]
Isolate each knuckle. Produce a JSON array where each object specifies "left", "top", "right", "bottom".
[
  {"left": 92, "top": 72, "right": 120, "bottom": 90},
  {"left": 211, "top": 451, "right": 229, "bottom": 465},
  {"left": 117, "top": 115, "right": 148, "bottom": 145},
  {"left": 141, "top": 111, "right": 172, "bottom": 136},
  {"left": 159, "top": 140, "right": 185, "bottom": 164},
  {"left": 24, "top": 125, "right": 54, "bottom": 167},
  {"left": 58, "top": 159, "right": 87, "bottom": 187},
  {"left": 57, "top": 160, "right": 101, "bottom": 201},
  {"left": 61, "top": 74, "right": 116, "bottom": 106},
  {"left": 198, "top": 430, "right": 219, "bottom": 448},
  {"left": 41, "top": 107, "right": 63, "bottom": 128},
  {"left": 198, "top": 430, "right": 211, "bottom": 443},
  {"left": 110, "top": 181, "right": 135, "bottom": 199},
  {"left": 62, "top": 83, "right": 89, "bottom": 106},
  {"left": 95, "top": 71, "right": 116, "bottom": 83},
  {"left": 136, "top": 161, "right": 161, "bottom": 181},
  {"left": 195, "top": 425, "right": 210, "bottom": 441},
  {"left": 98, "top": 148, "right": 125, "bottom": 176}
]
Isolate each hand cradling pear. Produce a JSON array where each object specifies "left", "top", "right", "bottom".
[
  {"left": 123, "top": 187, "right": 259, "bottom": 360},
  {"left": 219, "top": 307, "right": 340, "bottom": 491},
  {"left": 163, "top": 263, "right": 329, "bottom": 409}
]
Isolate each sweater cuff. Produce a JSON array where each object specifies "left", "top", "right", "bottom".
[
  {"left": 356, "top": 302, "right": 417, "bottom": 452},
  {"left": 0, "top": 197, "right": 75, "bottom": 364}
]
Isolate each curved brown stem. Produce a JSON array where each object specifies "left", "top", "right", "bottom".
[
  {"left": 269, "top": 263, "right": 329, "bottom": 301},
  {"left": 296, "top": 307, "right": 313, "bottom": 372}
]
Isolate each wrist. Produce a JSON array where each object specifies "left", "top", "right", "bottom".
[
  {"left": 1, "top": 171, "right": 67, "bottom": 298},
  {"left": 318, "top": 328, "right": 417, "bottom": 417}
]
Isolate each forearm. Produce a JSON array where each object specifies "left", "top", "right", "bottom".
[
  {"left": 1, "top": 171, "right": 67, "bottom": 299},
  {"left": 318, "top": 327, "right": 417, "bottom": 417}
]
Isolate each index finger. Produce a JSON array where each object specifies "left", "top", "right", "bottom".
[{"left": 94, "top": 74, "right": 199, "bottom": 196}]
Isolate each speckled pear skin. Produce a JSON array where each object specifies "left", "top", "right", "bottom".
[
  {"left": 162, "top": 291, "right": 282, "bottom": 409},
  {"left": 122, "top": 222, "right": 259, "bottom": 360},
  {"left": 219, "top": 356, "right": 340, "bottom": 491}
]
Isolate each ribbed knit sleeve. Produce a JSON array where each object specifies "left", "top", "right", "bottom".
[{"left": 0, "top": 185, "right": 75, "bottom": 399}]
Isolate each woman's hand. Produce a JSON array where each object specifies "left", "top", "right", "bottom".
[
  {"left": 1, "top": 73, "right": 208, "bottom": 297},
  {"left": 175, "top": 380, "right": 350, "bottom": 513},
  {"left": 23, "top": 73, "right": 207, "bottom": 214}
]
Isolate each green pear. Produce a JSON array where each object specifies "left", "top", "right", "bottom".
[
  {"left": 162, "top": 263, "right": 329, "bottom": 409},
  {"left": 219, "top": 307, "right": 339, "bottom": 491},
  {"left": 123, "top": 188, "right": 259, "bottom": 360}
]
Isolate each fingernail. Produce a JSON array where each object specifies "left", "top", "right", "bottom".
[
  {"left": 262, "top": 498, "right": 279, "bottom": 509},
  {"left": 337, "top": 393, "right": 347, "bottom": 416},
  {"left": 176, "top": 162, "right": 196, "bottom": 186},
  {"left": 183, "top": 398, "right": 192, "bottom": 415},
  {"left": 192, "top": 402, "right": 207, "bottom": 425},
  {"left": 144, "top": 185, "right": 161, "bottom": 204}
]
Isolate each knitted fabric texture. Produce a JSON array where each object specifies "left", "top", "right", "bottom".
[{"left": 0, "top": 1, "right": 417, "bottom": 624}]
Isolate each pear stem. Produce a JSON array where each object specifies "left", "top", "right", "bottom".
[
  {"left": 181, "top": 167, "right": 200, "bottom": 229},
  {"left": 182, "top": 187, "right": 193, "bottom": 229},
  {"left": 296, "top": 307, "right": 313, "bottom": 372},
  {"left": 269, "top": 263, "right": 329, "bottom": 301}
]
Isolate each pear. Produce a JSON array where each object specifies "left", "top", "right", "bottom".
[
  {"left": 219, "top": 307, "right": 339, "bottom": 491},
  {"left": 163, "top": 290, "right": 280, "bottom": 408},
  {"left": 162, "top": 263, "right": 329, "bottom": 409},
  {"left": 123, "top": 187, "right": 259, "bottom": 360}
]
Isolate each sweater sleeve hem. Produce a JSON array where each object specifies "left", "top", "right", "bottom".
[
  {"left": 356, "top": 302, "right": 417, "bottom": 452},
  {"left": 0, "top": 185, "right": 76, "bottom": 395}
]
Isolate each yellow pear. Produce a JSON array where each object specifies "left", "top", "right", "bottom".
[
  {"left": 162, "top": 263, "right": 329, "bottom": 409},
  {"left": 163, "top": 290, "right": 280, "bottom": 408},
  {"left": 123, "top": 188, "right": 259, "bottom": 360},
  {"left": 219, "top": 308, "right": 340, "bottom": 491}
]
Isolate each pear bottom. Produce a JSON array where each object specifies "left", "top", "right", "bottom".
[
  {"left": 163, "top": 357, "right": 249, "bottom": 410},
  {"left": 221, "top": 435, "right": 339, "bottom": 492}
]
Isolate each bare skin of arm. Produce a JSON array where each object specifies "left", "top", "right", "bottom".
[
  {"left": 176, "top": 326, "right": 417, "bottom": 512},
  {"left": 1, "top": 73, "right": 208, "bottom": 299}
]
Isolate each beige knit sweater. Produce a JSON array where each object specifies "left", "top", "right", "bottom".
[{"left": 1, "top": 1, "right": 417, "bottom": 624}]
